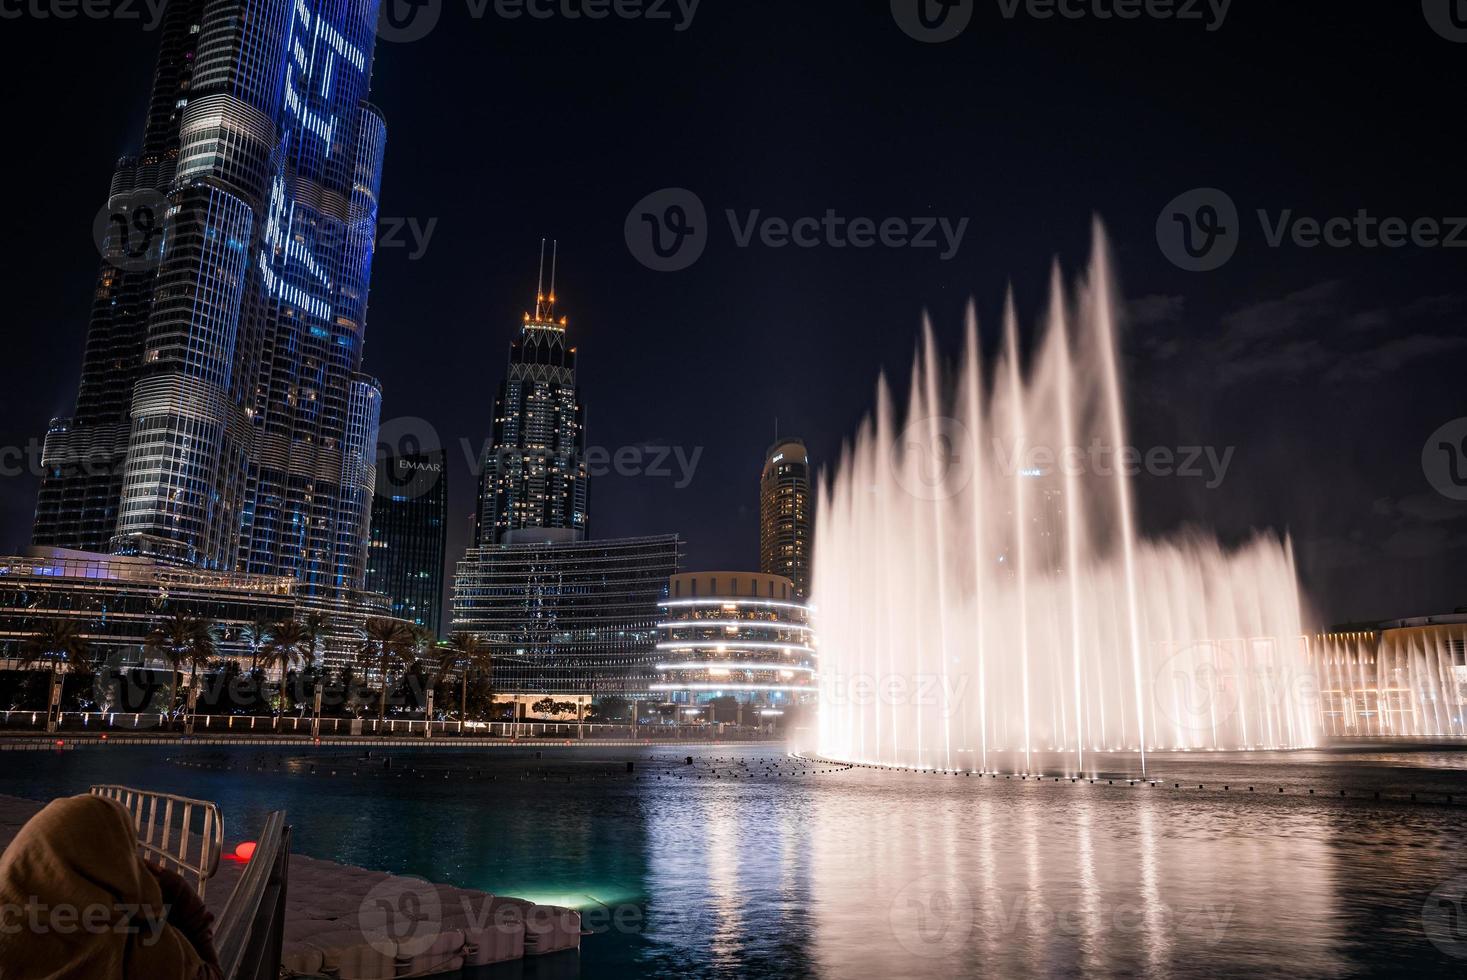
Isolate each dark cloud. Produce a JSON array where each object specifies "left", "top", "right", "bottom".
[
  {"left": 1149, "top": 281, "right": 1466, "bottom": 387},
  {"left": 1128, "top": 293, "right": 1186, "bottom": 327}
]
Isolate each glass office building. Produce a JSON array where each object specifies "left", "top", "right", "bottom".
[
  {"left": 35, "top": 0, "right": 387, "bottom": 604},
  {"left": 451, "top": 534, "right": 683, "bottom": 695},
  {"left": 365, "top": 450, "right": 448, "bottom": 637}
]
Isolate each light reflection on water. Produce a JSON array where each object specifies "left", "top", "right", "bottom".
[{"left": 0, "top": 744, "right": 1462, "bottom": 978}]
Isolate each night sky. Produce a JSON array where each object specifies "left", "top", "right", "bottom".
[{"left": 0, "top": 1, "right": 1463, "bottom": 628}]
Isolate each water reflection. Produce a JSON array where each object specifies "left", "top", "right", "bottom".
[
  {"left": 0, "top": 746, "right": 1461, "bottom": 978},
  {"left": 802, "top": 766, "right": 1411, "bottom": 978}
]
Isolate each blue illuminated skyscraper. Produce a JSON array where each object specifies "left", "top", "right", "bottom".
[{"left": 36, "top": 0, "right": 388, "bottom": 602}]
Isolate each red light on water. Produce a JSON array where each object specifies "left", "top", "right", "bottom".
[{"left": 234, "top": 841, "right": 256, "bottom": 862}]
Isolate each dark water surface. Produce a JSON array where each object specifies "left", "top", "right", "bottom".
[{"left": 2, "top": 743, "right": 1464, "bottom": 978}]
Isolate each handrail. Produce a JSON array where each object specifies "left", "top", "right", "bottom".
[
  {"left": 89, "top": 784, "right": 223, "bottom": 898},
  {"left": 214, "top": 810, "right": 289, "bottom": 980}
]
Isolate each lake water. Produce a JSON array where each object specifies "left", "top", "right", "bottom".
[{"left": 2, "top": 742, "right": 1464, "bottom": 978}]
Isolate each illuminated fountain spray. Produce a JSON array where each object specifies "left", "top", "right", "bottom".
[{"left": 813, "top": 226, "right": 1317, "bottom": 774}]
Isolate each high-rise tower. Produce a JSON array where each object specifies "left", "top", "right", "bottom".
[
  {"left": 34, "top": 0, "right": 387, "bottom": 601},
  {"left": 366, "top": 449, "right": 448, "bottom": 637},
  {"left": 474, "top": 242, "right": 589, "bottom": 546},
  {"left": 760, "top": 438, "right": 812, "bottom": 599},
  {"left": 33, "top": 0, "right": 206, "bottom": 552}
]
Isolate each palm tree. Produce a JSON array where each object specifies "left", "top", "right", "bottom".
[
  {"left": 357, "top": 617, "right": 413, "bottom": 722},
  {"left": 440, "top": 632, "right": 493, "bottom": 723},
  {"left": 261, "top": 619, "right": 312, "bottom": 727},
  {"left": 240, "top": 617, "right": 272, "bottom": 671},
  {"left": 19, "top": 620, "right": 91, "bottom": 724},
  {"left": 144, "top": 614, "right": 217, "bottom": 714},
  {"left": 406, "top": 625, "right": 438, "bottom": 713},
  {"left": 302, "top": 611, "right": 327, "bottom": 667}
]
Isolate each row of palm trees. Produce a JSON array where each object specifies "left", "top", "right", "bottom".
[
  {"left": 359, "top": 617, "right": 493, "bottom": 722},
  {"left": 6, "top": 613, "right": 494, "bottom": 723}
]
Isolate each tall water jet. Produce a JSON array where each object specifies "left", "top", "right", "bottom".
[
  {"left": 1002, "top": 296, "right": 1035, "bottom": 774},
  {"left": 1050, "top": 263, "right": 1087, "bottom": 775},
  {"left": 961, "top": 306, "right": 989, "bottom": 772},
  {"left": 813, "top": 227, "right": 1316, "bottom": 771},
  {"left": 1089, "top": 227, "right": 1151, "bottom": 775}
]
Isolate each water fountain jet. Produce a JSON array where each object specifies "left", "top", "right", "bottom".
[{"left": 813, "top": 225, "right": 1315, "bottom": 770}]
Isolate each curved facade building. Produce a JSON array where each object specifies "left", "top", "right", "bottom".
[
  {"left": 759, "top": 439, "right": 812, "bottom": 599},
  {"left": 452, "top": 533, "right": 683, "bottom": 695},
  {"left": 33, "top": 0, "right": 207, "bottom": 553},
  {"left": 653, "top": 571, "right": 816, "bottom": 706},
  {"left": 36, "top": 0, "right": 387, "bottom": 604}
]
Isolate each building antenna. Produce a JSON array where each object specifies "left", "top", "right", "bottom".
[
  {"left": 549, "top": 239, "right": 558, "bottom": 302},
  {"left": 536, "top": 238, "right": 546, "bottom": 299}
]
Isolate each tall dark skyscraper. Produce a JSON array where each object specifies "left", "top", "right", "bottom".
[
  {"left": 760, "top": 438, "right": 812, "bottom": 599},
  {"left": 366, "top": 450, "right": 448, "bottom": 637},
  {"left": 474, "top": 242, "right": 589, "bottom": 546},
  {"left": 34, "top": 0, "right": 387, "bottom": 601}
]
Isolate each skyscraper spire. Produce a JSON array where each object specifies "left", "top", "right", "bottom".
[
  {"left": 535, "top": 238, "right": 546, "bottom": 312},
  {"left": 480, "top": 239, "right": 586, "bottom": 546},
  {"left": 528, "top": 237, "right": 565, "bottom": 327}
]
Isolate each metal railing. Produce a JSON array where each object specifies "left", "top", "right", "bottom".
[
  {"left": 214, "top": 810, "right": 290, "bottom": 980},
  {"left": 4, "top": 710, "right": 779, "bottom": 740},
  {"left": 89, "top": 785, "right": 223, "bottom": 898}
]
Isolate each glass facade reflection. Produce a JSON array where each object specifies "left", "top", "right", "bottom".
[
  {"left": 451, "top": 534, "right": 682, "bottom": 695},
  {"left": 34, "top": 0, "right": 387, "bottom": 605},
  {"left": 365, "top": 450, "right": 448, "bottom": 637},
  {"left": 0, "top": 548, "right": 391, "bottom": 668}
]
